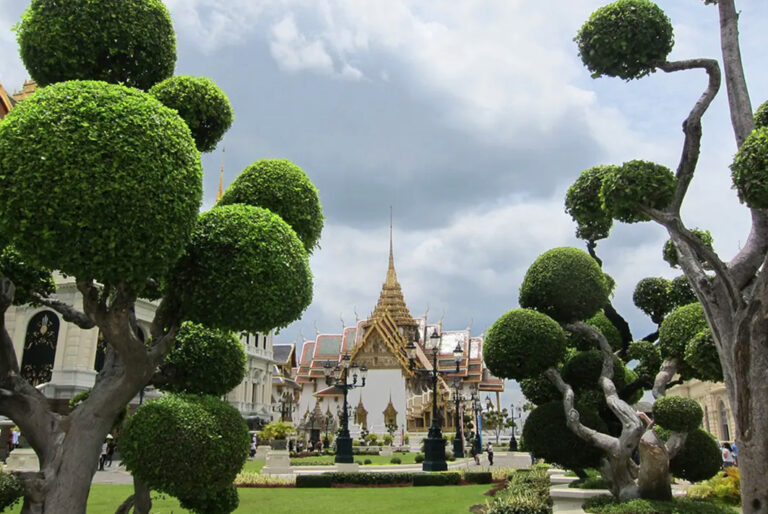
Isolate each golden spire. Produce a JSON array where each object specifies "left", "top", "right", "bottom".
[
  {"left": 216, "top": 146, "right": 225, "bottom": 202},
  {"left": 366, "top": 210, "right": 418, "bottom": 327}
]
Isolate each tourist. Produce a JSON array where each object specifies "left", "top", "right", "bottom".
[
  {"left": 250, "top": 435, "right": 257, "bottom": 458},
  {"left": 486, "top": 442, "right": 494, "bottom": 466},
  {"left": 11, "top": 427, "right": 20, "bottom": 450},
  {"left": 731, "top": 442, "right": 738, "bottom": 466},
  {"left": 470, "top": 444, "right": 480, "bottom": 465},
  {"left": 721, "top": 442, "right": 735, "bottom": 469},
  {"left": 106, "top": 437, "right": 115, "bottom": 467},
  {"left": 98, "top": 440, "right": 108, "bottom": 471}
]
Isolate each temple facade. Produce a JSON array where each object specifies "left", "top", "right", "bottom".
[{"left": 294, "top": 233, "right": 503, "bottom": 439}]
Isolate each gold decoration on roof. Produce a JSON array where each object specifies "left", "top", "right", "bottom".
[{"left": 12, "top": 80, "right": 37, "bottom": 102}]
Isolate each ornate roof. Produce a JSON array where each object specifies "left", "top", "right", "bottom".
[
  {"left": 0, "top": 78, "right": 14, "bottom": 119},
  {"left": 12, "top": 80, "right": 37, "bottom": 102}
]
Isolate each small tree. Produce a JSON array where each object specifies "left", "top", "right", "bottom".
[{"left": 482, "top": 408, "right": 515, "bottom": 445}]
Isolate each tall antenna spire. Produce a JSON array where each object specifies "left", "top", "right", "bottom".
[
  {"left": 216, "top": 146, "right": 226, "bottom": 202},
  {"left": 389, "top": 206, "right": 394, "bottom": 271}
]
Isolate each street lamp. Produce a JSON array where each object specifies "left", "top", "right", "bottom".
[
  {"left": 451, "top": 380, "right": 465, "bottom": 458},
  {"left": 466, "top": 385, "right": 482, "bottom": 455},
  {"left": 405, "top": 328, "right": 463, "bottom": 472},
  {"left": 509, "top": 403, "right": 523, "bottom": 451},
  {"left": 271, "top": 390, "right": 296, "bottom": 422},
  {"left": 323, "top": 354, "right": 367, "bottom": 464}
]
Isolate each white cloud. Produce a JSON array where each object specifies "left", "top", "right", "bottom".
[{"left": 269, "top": 15, "right": 334, "bottom": 75}]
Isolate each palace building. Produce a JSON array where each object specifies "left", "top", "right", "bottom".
[{"left": 294, "top": 231, "right": 503, "bottom": 439}]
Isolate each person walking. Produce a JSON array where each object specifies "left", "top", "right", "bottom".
[
  {"left": 721, "top": 442, "right": 735, "bottom": 469},
  {"left": 486, "top": 442, "right": 494, "bottom": 466},
  {"left": 98, "top": 440, "right": 108, "bottom": 471},
  {"left": 731, "top": 442, "right": 738, "bottom": 467}
]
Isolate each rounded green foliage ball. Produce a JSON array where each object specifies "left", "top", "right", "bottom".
[
  {"left": 576, "top": 0, "right": 673, "bottom": 80},
  {"left": 520, "top": 376, "right": 561, "bottom": 406},
  {"left": 169, "top": 205, "right": 313, "bottom": 334},
  {"left": 670, "top": 428, "right": 721, "bottom": 483},
  {"left": 120, "top": 394, "right": 248, "bottom": 500},
  {"left": 731, "top": 126, "right": 768, "bottom": 209},
  {"left": 658, "top": 303, "right": 707, "bottom": 359},
  {"left": 0, "top": 246, "right": 55, "bottom": 306},
  {"left": 16, "top": 0, "right": 175, "bottom": 90},
  {"left": 684, "top": 330, "right": 723, "bottom": 382},
  {"left": 565, "top": 165, "right": 616, "bottom": 242},
  {"left": 653, "top": 395, "right": 702, "bottom": 432},
  {"left": 0, "top": 469, "right": 23, "bottom": 512},
  {"left": 179, "top": 484, "right": 239, "bottom": 514},
  {"left": 755, "top": 100, "right": 768, "bottom": 129},
  {"left": 633, "top": 277, "right": 672, "bottom": 325},
  {"left": 663, "top": 229, "right": 714, "bottom": 269},
  {"left": 561, "top": 350, "right": 629, "bottom": 394},
  {"left": 600, "top": 160, "right": 676, "bottom": 223},
  {"left": 150, "top": 76, "right": 233, "bottom": 153},
  {"left": 586, "top": 311, "right": 623, "bottom": 351},
  {"left": 217, "top": 159, "right": 324, "bottom": 253},
  {"left": 0, "top": 81, "right": 202, "bottom": 289},
  {"left": 523, "top": 402, "right": 606, "bottom": 471},
  {"left": 484, "top": 309, "right": 566, "bottom": 380},
  {"left": 161, "top": 322, "right": 246, "bottom": 397},
  {"left": 669, "top": 275, "right": 697, "bottom": 308},
  {"left": 519, "top": 247, "right": 609, "bottom": 323},
  {"left": 626, "top": 340, "right": 661, "bottom": 384}
]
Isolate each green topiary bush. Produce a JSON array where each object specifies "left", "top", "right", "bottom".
[
  {"left": 0, "top": 81, "right": 202, "bottom": 290},
  {"left": 389, "top": 457, "right": 401, "bottom": 464},
  {"left": 600, "top": 160, "right": 676, "bottom": 223},
  {"left": 120, "top": 394, "right": 249, "bottom": 501},
  {"left": 565, "top": 165, "right": 617, "bottom": 242},
  {"left": 755, "top": 100, "right": 768, "bottom": 129},
  {"left": 663, "top": 229, "right": 714, "bottom": 269},
  {"left": 414, "top": 453, "right": 425, "bottom": 463},
  {"left": 16, "top": 0, "right": 175, "bottom": 90},
  {"left": 520, "top": 375, "right": 561, "bottom": 406},
  {"left": 519, "top": 247, "right": 610, "bottom": 323},
  {"left": 583, "top": 495, "right": 734, "bottom": 514},
  {"left": 523, "top": 401, "right": 607, "bottom": 471},
  {"left": 684, "top": 330, "right": 723, "bottom": 382},
  {"left": 633, "top": 277, "right": 672, "bottom": 325},
  {"left": 364, "top": 458, "right": 373, "bottom": 465},
  {"left": 150, "top": 76, "right": 233, "bottom": 153},
  {"left": 0, "top": 246, "right": 55, "bottom": 306},
  {"left": 0, "top": 469, "right": 24, "bottom": 512},
  {"left": 323, "top": 472, "right": 414, "bottom": 485},
  {"left": 217, "top": 159, "right": 324, "bottom": 254},
  {"left": 463, "top": 471, "right": 493, "bottom": 484},
  {"left": 731, "top": 126, "right": 768, "bottom": 209},
  {"left": 179, "top": 484, "right": 239, "bottom": 514},
  {"left": 484, "top": 308, "right": 566, "bottom": 380},
  {"left": 561, "top": 350, "right": 629, "bottom": 394},
  {"left": 658, "top": 303, "right": 708, "bottom": 360},
  {"left": 626, "top": 340, "right": 662, "bottom": 385},
  {"left": 585, "top": 312, "right": 623, "bottom": 351},
  {"left": 412, "top": 472, "right": 461, "bottom": 486},
  {"left": 652, "top": 396, "right": 703, "bottom": 432},
  {"left": 168, "top": 205, "right": 313, "bottom": 333},
  {"left": 295, "top": 475, "right": 332, "bottom": 488},
  {"left": 575, "top": 0, "right": 673, "bottom": 80},
  {"left": 669, "top": 428, "right": 721, "bottom": 483},
  {"left": 159, "top": 322, "right": 246, "bottom": 396},
  {"left": 669, "top": 275, "right": 697, "bottom": 308}
]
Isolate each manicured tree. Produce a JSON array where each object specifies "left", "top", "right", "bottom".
[
  {"left": 482, "top": 408, "right": 515, "bottom": 445},
  {"left": 0, "top": 2, "right": 322, "bottom": 512},
  {"left": 570, "top": 0, "right": 768, "bottom": 509},
  {"left": 487, "top": 247, "right": 720, "bottom": 501}
]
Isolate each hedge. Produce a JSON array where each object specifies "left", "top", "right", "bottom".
[
  {"left": 323, "top": 472, "right": 414, "bottom": 485},
  {"left": 463, "top": 471, "right": 493, "bottom": 484},
  {"left": 295, "top": 475, "right": 333, "bottom": 488},
  {"left": 413, "top": 472, "right": 461, "bottom": 486}
]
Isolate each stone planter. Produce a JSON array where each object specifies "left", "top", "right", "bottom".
[
  {"left": 254, "top": 445, "right": 271, "bottom": 460},
  {"left": 379, "top": 447, "right": 393, "bottom": 457},
  {"left": 5, "top": 448, "right": 39, "bottom": 472},
  {"left": 262, "top": 449, "right": 291, "bottom": 475},
  {"left": 270, "top": 439, "right": 288, "bottom": 450}
]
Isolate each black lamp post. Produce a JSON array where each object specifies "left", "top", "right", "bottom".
[
  {"left": 405, "top": 328, "right": 463, "bottom": 472},
  {"left": 467, "top": 386, "right": 482, "bottom": 455},
  {"left": 271, "top": 390, "right": 296, "bottom": 422},
  {"left": 451, "top": 380, "right": 465, "bottom": 458},
  {"left": 323, "top": 353, "right": 367, "bottom": 464},
  {"left": 509, "top": 403, "right": 522, "bottom": 451}
]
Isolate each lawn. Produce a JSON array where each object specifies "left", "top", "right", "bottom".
[
  {"left": 290, "top": 452, "right": 425, "bottom": 466},
  {"left": 8, "top": 483, "right": 494, "bottom": 513},
  {"left": 241, "top": 458, "right": 266, "bottom": 473}
]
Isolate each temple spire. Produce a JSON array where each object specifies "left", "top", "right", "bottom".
[
  {"left": 216, "top": 146, "right": 226, "bottom": 202},
  {"left": 386, "top": 206, "right": 397, "bottom": 287}
]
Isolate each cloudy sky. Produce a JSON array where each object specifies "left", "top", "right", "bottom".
[{"left": 2, "top": 0, "right": 766, "bottom": 408}]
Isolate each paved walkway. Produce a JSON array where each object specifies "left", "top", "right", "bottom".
[{"left": 92, "top": 460, "right": 133, "bottom": 485}]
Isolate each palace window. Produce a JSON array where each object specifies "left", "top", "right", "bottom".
[{"left": 21, "top": 311, "right": 59, "bottom": 385}]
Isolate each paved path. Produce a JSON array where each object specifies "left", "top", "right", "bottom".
[{"left": 92, "top": 460, "right": 133, "bottom": 485}]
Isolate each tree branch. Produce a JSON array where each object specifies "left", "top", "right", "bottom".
[
  {"left": 657, "top": 59, "right": 721, "bottom": 212},
  {"left": 652, "top": 358, "right": 680, "bottom": 399},
  {"left": 664, "top": 432, "right": 688, "bottom": 459},
  {"left": 585, "top": 243, "right": 633, "bottom": 356},
  {"left": 30, "top": 293, "right": 96, "bottom": 329},
  {"left": 729, "top": 210, "right": 768, "bottom": 290}
]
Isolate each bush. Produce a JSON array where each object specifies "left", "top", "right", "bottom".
[
  {"left": 464, "top": 471, "right": 493, "bottom": 484},
  {"left": 217, "top": 159, "right": 324, "bottom": 253},
  {"left": 653, "top": 396, "right": 703, "bottom": 433},
  {"left": 390, "top": 457, "right": 401, "bottom": 464},
  {"left": 585, "top": 312, "right": 623, "bottom": 352},
  {"left": 179, "top": 484, "right": 239, "bottom": 514},
  {"left": 295, "top": 475, "right": 332, "bottom": 488},
  {"left": 600, "top": 160, "right": 676, "bottom": 223},
  {"left": 732, "top": 126, "right": 768, "bottom": 209},
  {"left": 487, "top": 491, "right": 553, "bottom": 514},
  {"left": 688, "top": 467, "right": 741, "bottom": 506},
  {"left": 0, "top": 469, "right": 24, "bottom": 512},
  {"left": 576, "top": 0, "right": 673, "bottom": 80},
  {"left": 670, "top": 428, "right": 721, "bottom": 483},
  {"left": 382, "top": 434, "right": 394, "bottom": 446},
  {"left": 659, "top": 303, "right": 708, "bottom": 360},
  {"left": 160, "top": 322, "right": 246, "bottom": 396},
  {"left": 414, "top": 453, "right": 425, "bottom": 463},
  {"left": 120, "top": 394, "right": 249, "bottom": 501},
  {"left": 150, "top": 75, "right": 233, "bottom": 153},
  {"left": 484, "top": 308, "right": 566, "bottom": 380},
  {"left": 412, "top": 472, "right": 461, "bottom": 486},
  {"left": 561, "top": 350, "right": 629, "bottom": 394},
  {"left": 259, "top": 421, "right": 296, "bottom": 442},
  {"left": 519, "top": 375, "right": 561, "bottom": 406},
  {"left": 323, "top": 472, "right": 413, "bottom": 485},
  {"left": 663, "top": 229, "right": 714, "bottom": 269},
  {"left": 0, "top": 81, "right": 202, "bottom": 290},
  {"left": 685, "top": 330, "right": 724, "bottom": 382},
  {"left": 0, "top": 246, "right": 55, "bottom": 306},
  {"left": 364, "top": 459, "right": 372, "bottom": 465},
  {"left": 582, "top": 495, "right": 736, "bottom": 513},
  {"left": 519, "top": 247, "right": 610, "bottom": 323},
  {"left": 168, "top": 205, "right": 312, "bottom": 334},
  {"left": 16, "top": 0, "right": 175, "bottom": 89},
  {"left": 633, "top": 277, "right": 673, "bottom": 324},
  {"left": 565, "top": 165, "right": 616, "bottom": 242}
]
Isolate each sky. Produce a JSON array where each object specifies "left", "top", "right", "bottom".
[{"left": 1, "top": 0, "right": 766, "bottom": 410}]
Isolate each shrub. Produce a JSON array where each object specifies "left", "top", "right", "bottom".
[
  {"left": 658, "top": 303, "right": 708, "bottom": 360},
  {"left": 365, "top": 433, "right": 379, "bottom": 445},
  {"left": 688, "top": 467, "right": 741, "bottom": 506},
  {"left": 150, "top": 75, "right": 233, "bottom": 153},
  {"left": 390, "top": 457, "right": 401, "bottom": 464},
  {"left": 519, "top": 375, "right": 561, "bottom": 406},
  {"left": 653, "top": 396, "right": 703, "bottom": 433},
  {"left": 217, "top": 159, "right": 324, "bottom": 253},
  {"left": 160, "top": 322, "right": 246, "bottom": 396},
  {"left": 0, "top": 469, "right": 24, "bottom": 512},
  {"left": 626, "top": 340, "right": 662, "bottom": 384},
  {"left": 15, "top": 0, "right": 175, "bottom": 89},
  {"left": 582, "top": 495, "right": 736, "bottom": 513},
  {"left": 168, "top": 205, "right": 312, "bottom": 334},
  {"left": 755, "top": 100, "right": 768, "bottom": 129},
  {"left": 576, "top": 0, "right": 673, "bottom": 80},
  {"left": 323, "top": 472, "right": 413, "bottom": 485},
  {"left": 364, "top": 459, "right": 372, "bottom": 465},
  {"left": 669, "top": 275, "right": 697, "bottom": 308},
  {"left": 561, "top": 350, "right": 629, "bottom": 394},
  {"left": 663, "top": 229, "right": 714, "bottom": 269},
  {"left": 585, "top": 312, "right": 623, "bottom": 351},
  {"left": 484, "top": 308, "right": 566, "bottom": 380},
  {"left": 259, "top": 421, "right": 296, "bottom": 441},
  {"left": 684, "top": 330, "right": 723, "bottom": 382},
  {"left": 414, "top": 453, "right": 425, "bottom": 463},
  {"left": 565, "top": 165, "right": 617, "bottom": 242},
  {"left": 0, "top": 81, "right": 202, "bottom": 290},
  {"left": 487, "top": 491, "right": 553, "bottom": 514},
  {"left": 670, "top": 428, "right": 722, "bottom": 483},
  {"left": 0, "top": 246, "right": 55, "bottom": 306},
  {"left": 120, "top": 394, "right": 249, "bottom": 501},
  {"left": 413, "top": 472, "right": 461, "bottom": 486},
  {"left": 731, "top": 126, "right": 768, "bottom": 209},
  {"left": 633, "top": 277, "right": 673, "bottom": 324},
  {"left": 296, "top": 475, "right": 332, "bottom": 488},
  {"left": 464, "top": 471, "right": 493, "bottom": 484},
  {"left": 382, "top": 434, "right": 394, "bottom": 446},
  {"left": 519, "top": 247, "right": 610, "bottom": 323},
  {"left": 600, "top": 160, "right": 676, "bottom": 223},
  {"left": 179, "top": 484, "right": 239, "bottom": 514}
]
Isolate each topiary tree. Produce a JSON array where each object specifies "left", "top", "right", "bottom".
[
  {"left": 567, "top": 0, "right": 768, "bottom": 509},
  {"left": 0, "top": 1, "right": 322, "bottom": 512}
]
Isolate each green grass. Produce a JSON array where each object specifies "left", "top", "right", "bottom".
[
  {"left": 241, "top": 458, "right": 265, "bottom": 473},
  {"left": 8, "top": 483, "right": 494, "bottom": 513},
  {"left": 290, "top": 452, "right": 423, "bottom": 466}
]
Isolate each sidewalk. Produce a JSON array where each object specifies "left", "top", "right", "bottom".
[{"left": 92, "top": 460, "right": 133, "bottom": 485}]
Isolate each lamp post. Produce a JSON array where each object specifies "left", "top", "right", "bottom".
[
  {"left": 405, "top": 328, "right": 463, "bottom": 472},
  {"left": 451, "top": 380, "right": 465, "bottom": 458},
  {"left": 509, "top": 403, "right": 522, "bottom": 451},
  {"left": 323, "top": 353, "right": 367, "bottom": 464},
  {"left": 466, "top": 386, "right": 482, "bottom": 455},
  {"left": 271, "top": 390, "right": 295, "bottom": 422}
]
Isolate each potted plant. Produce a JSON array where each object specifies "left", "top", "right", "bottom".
[{"left": 259, "top": 421, "right": 296, "bottom": 450}]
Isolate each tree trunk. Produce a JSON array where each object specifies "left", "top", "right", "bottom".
[
  {"left": 637, "top": 439, "right": 672, "bottom": 501},
  {"left": 601, "top": 455, "right": 639, "bottom": 501}
]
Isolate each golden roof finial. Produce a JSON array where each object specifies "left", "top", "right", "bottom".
[{"left": 216, "top": 146, "right": 226, "bottom": 202}]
